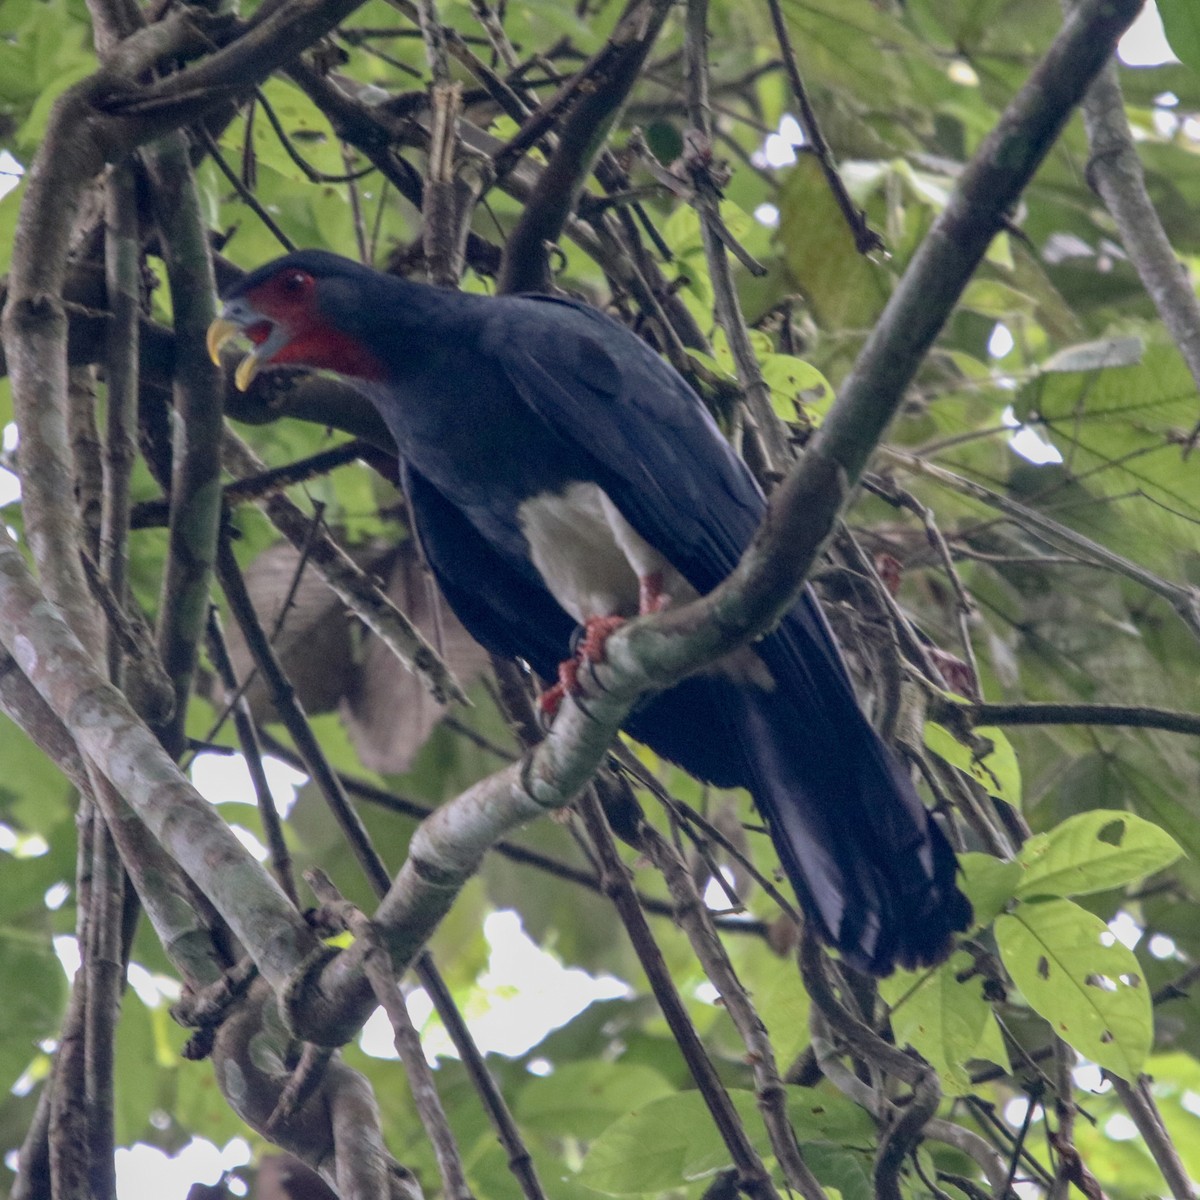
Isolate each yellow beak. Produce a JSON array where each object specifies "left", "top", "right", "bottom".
[
  {"left": 206, "top": 317, "right": 240, "bottom": 366},
  {"left": 206, "top": 317, "right": 262, "bottom": 392}
]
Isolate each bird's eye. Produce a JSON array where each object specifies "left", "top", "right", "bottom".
[{"left": 281, "top": 270, "right": 310, "bottom": 294}]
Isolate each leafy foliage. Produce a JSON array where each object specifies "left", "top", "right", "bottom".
[{"left": 2, "top": 0, "right": 1200, "bottom": 1197}]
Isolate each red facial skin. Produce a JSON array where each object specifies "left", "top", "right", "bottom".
[{"left": 243, "top": 269, "right": 387, "bottom": 382}]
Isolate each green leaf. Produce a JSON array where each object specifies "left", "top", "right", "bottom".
[
  {"left": 580, "top": 1085, "right": 875, "bottom": 1196},
  {"left": 923, "top": 722, "right": 1021, "bottom": 806},
  {"left": 802, "top": 1144, "right": 871, "bottom": 1200},
  {"left": 0, "top": 927, "right": 65, "bottom": 1092},
  {"left": 1159, "top": 0, "right": 1200, "bottom": 74},
  {"left": 759, "top": 354, "right": 835, "bottom": 422},
  {"left": 1015, "top": 810, "right": 1182, "bottom": 900},
  {"left": 778, "top": 155, "right": 890, "bottom": 331},
  {"left": 578, "top": 1090, "right": 743, "bottom": 1194},
  {"left": 996, "top": 898, "right": 1151, "bottom": 1078},
  {"left": 958, "top": 851, "right": 1022, "bottom": 927},
  {"left": 783, "top": 1090, "right": 876, "bottom": 1145},
  {"left": 1012, "top": 342, "right": 1200, "bottom": 570},
  {"left": 1041, "top": 336, "right": 1144, "bottom": 373},
  {"left": 972, "top": 1012, "right": 1012, "bottom": 1075},
  {"left": 880, "top": 950, "right": 992, "bottom": 1094},
  {"left": 515, "top": 1061, "right": 674, "bottom": 1139},
  {"left": 727, "top": 939, "right": 812, "bottom": 1064}
]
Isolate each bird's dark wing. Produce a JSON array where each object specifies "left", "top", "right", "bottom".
[
  {"left": 485, "top": 296, "right": 856, "bottom": 699},
  {"left": 402, "top": 461, "right": 574, "bottom": 681},
  {"left": 485, "top": 297, "right": 970, "bottom": 972},
  {"left": 486, "top": 296, "right": 762, "bottom": 597}
]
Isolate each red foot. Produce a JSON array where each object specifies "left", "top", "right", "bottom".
[
  {"left": 639, "top": 571, "right": 671, "bottom": 615},
  {"left": 539, "top": 682, "right": 565, "bottom": 718},
  {"left": 539, "top": 615, "right": 626, "bottom": 719},
  {"left": 578, "top": 614, "right": 626, "bottom": 662},
  {"left": 538, "top": 658, "right": 581, "bottom": 719}
]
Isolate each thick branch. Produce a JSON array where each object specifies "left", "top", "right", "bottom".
[
  {"left": 952, "top": 700, "right": 1200, "bottom": 737},
  {"left": 1072, "top": 43, "right": 1200, "bottom": 442},
  {"left": 498, "top": 0, "right": 673, "bottom": 294},
  {"left": 0, "top": 525, "right": 320, "bottom": 995}
]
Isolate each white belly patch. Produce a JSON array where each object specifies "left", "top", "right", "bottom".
[
  {"left": 517, "top": 482, "right": 685, "bottom": 623},
  {"left": 516, "top": 482, "right": 773, "bottom": 689}
]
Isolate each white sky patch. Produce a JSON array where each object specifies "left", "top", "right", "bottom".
[
  {"left": 1072, "top": 1061, "right": 1111, "bottom": 1093},
  {"left": 229, "top": 824, "right": 269, "bottom": 862},
  {"left": 754, "top": 113, "right": 805, "bottom": 169},
  {"left": 0, "top": 823, "right": 48, "bottom": 858},
  {"left": 1118, "top": 2, "right": 1178, "bottom": 67},
  {"left": 1103, "top": 1113, "right": 1140, "bottom": 1141},
  {"left": 0, "top": 151, "right": 22, "bottom": 202},
  {"left": 703, "top": 867, "right": 739, "bottom": 912},
  {"left": 43, "top": 881, "right": 70, "bottom": 910},
  {"left": 190, "top": 750, "right": 307, "bottom": 818},
  {"left": 360, "top": 909, "right": 629, "bottom": 1063},
  {"left": 116, "top": 1137, "right": 250, "bottom": 1200},
  {"left": 53, "top": 934, "right": 81, "bottom": 980},
  {"left": 1002, "top": 1096, "right": 1040, "bottom": 1128},
  {"left": 754, "top": 203, "right": 780, "bottom": 227},
  {"left": 1108, "top": 910, "right": 1142, "bottom": 950},
  {"left": 1148, "top": 932, "right": 1178, "bottom": 959},
  {"left": 948, "top": 59, "right": 979, "bottom": 87},
  {"left": 1182, "top": 1090, "right": 1200, "bottom": 1118},
  {"left": 0, "top": 468, "right": 20, "bottom": 509},
  {"left": 1002, "top": 405, "right": 1063, "bottom": 466},
  {"left": 126, "top": 962, "right": 169, "bottom": 1008},
  {"left": 988, "top": 322, "right": 1014, "bottom": 359}
]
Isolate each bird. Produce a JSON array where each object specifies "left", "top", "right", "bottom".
[{"left": 208, "top": 249, "right": 972, "bottom": 975}]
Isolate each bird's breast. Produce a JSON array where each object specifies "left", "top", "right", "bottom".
[
  {"left": 516, "top": 482, "right": 688, "bottom": 625},
  {"left": 517, "top": 481, "right": 775, "bottom": 691}
]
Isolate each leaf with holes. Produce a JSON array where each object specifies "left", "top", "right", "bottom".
[
  {"left": 996, "top": 899, "right": 1151, "bottom": 1079},
  {"left": 1016, "top": 810, "right": 1182, "bottom": 900}
]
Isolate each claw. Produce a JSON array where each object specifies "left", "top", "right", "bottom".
[
  {"left": 578, "top": 615, "right": 625, "bottom": 663},
  {"left": 541, "top": 615, "right": 625, "bottom": 724}
]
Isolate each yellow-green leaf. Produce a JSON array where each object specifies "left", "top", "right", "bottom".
[{"left": 996, "top": 899, "right": 1151, "bottom": 1079}]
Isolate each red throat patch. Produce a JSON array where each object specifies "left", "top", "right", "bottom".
[
  {"left": 244, "top": 269, "right": 388, "bottom": 381},
  {"left": 271, "top": 324, "right": 387, "bottom": 381}
]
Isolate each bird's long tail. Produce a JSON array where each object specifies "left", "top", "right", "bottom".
[{"left": 733, "top": 689, "right": 971, "bottom": 974}]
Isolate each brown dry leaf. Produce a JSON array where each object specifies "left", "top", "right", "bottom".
[{"left": 340, "top": 540, "right": 491, "bottom": 773}]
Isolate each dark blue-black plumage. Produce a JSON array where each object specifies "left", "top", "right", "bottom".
[{"left": 221, "top": 250, "right": 971, "bottom": 974}]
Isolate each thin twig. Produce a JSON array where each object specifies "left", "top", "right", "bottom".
[
  {"left": 1107, "top": 1075, "right": 1195, "bottom": 1200},
  {"left": 198, "top": 126, "right": 297, "bottom": 251},
  {"left": 763, "top": 0, "right": 882, "bottom": 255},
  {"left": 206, "top": 608, "right": 300, "bottom": 908},
  {"left": 636, "top": 823, "right": 826, "bottom": 1200},
  {"left": 308, "top": 870, "right": 474, "bottom": 1200},
  {"left": 683, "top": 0, "right": 786, "bottom": 473},
  {"left": 576, "top": 784, "right": 783, "bottom": 1200}
]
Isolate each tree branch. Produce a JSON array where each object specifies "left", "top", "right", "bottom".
[{"left": 0, "top": 524, "right": 320, "bottom": 996}]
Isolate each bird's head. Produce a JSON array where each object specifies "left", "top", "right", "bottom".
[{"left": 207, "top": 250, "right": 388, "bottom": 390}]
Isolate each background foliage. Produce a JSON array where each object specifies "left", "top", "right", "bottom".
[{"left": 2, "top": 0, "right": 1200, "bottom": 1197}]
